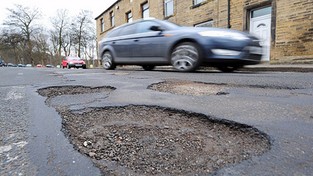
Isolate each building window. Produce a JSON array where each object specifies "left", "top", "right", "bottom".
[
  {"left": 126, "top": 11, "right": 133, "bottom": 23},
  {"left": 164, "top": 0, "right": 174, "bottom": 17},
  {"left": 142, "top": 2, "right": 149, "bottom": 19},
  {"left": 100, "top": 18, "right": 105, "bottom": 32},
  {"left": 193, "top": 0, "right": 204, "bottom": 5},
  {"left": 251, "top": 6, "right": 272, "bottom": 18},
  {"left": 110, "top": 11, "right": 115, "bottom": 27},
  {"left": 195, "top": 20, "right": 214, "bottom": 27}
]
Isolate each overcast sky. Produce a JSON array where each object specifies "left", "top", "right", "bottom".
[{"left": 0, "top": 0, "right": 117, "bottom": 27}]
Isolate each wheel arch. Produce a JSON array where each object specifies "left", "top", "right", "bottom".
[
  {"left": 167, "top": 38, "right": 204, "bottom": 61},
  {"left": 100, "top": 46, "right": 116, "bottom": 62}
]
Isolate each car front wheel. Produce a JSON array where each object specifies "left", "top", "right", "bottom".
[
  {"left": 171, "top": 42, "right": 201, "bottom": 72},
  {"left": 102, "top": 52, "right": 116, "bottom": 70}
]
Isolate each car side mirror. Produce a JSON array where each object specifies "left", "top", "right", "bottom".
[{"left": 150, "top": 25, "right": 163, "bottom": 31}]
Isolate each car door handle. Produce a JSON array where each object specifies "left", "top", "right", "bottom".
[
  {"left": 133, "top": 39, "right": 139, "bottom": 42},
  {"left": 112, "top": 41, "right": 116, "bottom": 44}
]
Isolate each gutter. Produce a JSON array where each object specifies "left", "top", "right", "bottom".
[{"left": 227, "top": 0, "right": 231, "bottom": 28}]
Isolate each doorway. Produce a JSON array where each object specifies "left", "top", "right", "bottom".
[{"left": 250, "top": 6, "right": 272, "bottom": 61}]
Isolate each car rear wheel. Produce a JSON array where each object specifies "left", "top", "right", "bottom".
[
  {"left": 102, "top": 51, "right": 116, "bottom": 70},
  {"left": 67, "top": 64, "right": 70, "bottom": 69},
  {"left": 171, "top": 42, "right": 201, "bottom": 72},
  {"left": 142, "top": 65, "right": 155, "bottom": 71}
]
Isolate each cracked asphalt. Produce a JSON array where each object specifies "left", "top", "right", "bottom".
[{"left": 1, "top": 66, "right": 313, "bottom": 175}]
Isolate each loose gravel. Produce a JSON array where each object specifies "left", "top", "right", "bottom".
[{"left": 38, "top": 85, "right": 271, "bottom": 175}]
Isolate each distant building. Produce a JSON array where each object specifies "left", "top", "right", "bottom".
[{"left": 95, "top": 0, "right": 313, "bottom": 64}]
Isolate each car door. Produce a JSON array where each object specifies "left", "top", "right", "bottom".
[
  {"left": 109, "top": 24, "right": 137, "bottom": 62},
  {"left": 131, "top": 21, "right": 168, "bottom": 62}
]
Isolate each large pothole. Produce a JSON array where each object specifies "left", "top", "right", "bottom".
[
  {"left": 37, "top": 85, "right": 116, "bottom": 98},
  {"left": 58, "top": 105, "right": 270, "bottom": 175},
  {"left": 37, "top": 85, "right": 271, "bottom": 175},
  {"left": 148, "top": 80, "right": 229, "bottom": 96},
  {"left": 148, "top": 80, "right": 300, "bottom": 96}
]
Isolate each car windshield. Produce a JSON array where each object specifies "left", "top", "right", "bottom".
[
  {"left": 68, "top": 57, "right": 82, "bottom": 60},
  {"left": 158, "top": 20, "right": 181, "bottom": 30}
]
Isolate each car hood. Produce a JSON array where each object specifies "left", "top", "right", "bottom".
[{"left": 174, "top": 26, "right": 258, "bottom": 39}]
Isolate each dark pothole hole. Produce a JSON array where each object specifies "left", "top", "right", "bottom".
[
  {"left": 37, "top": 85, "right": 116, "bottom": 98},
  {"left": 37, "top": 85, "right": 271, "bottom": 175},
  {"left": 148, "top": 80, "right": 300, "bottom": 96},
  {"left": 59, "top": 105, "right": 270, "bottom": 175}
]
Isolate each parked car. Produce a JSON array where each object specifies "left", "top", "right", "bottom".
[
  {"left": 0, "top": 59, "right": 6, "bottom": 67},
  {"left": 7, "top": 63, "right": 17, "bottom": 67},
  {"left": 46, "top": 64, "right": 54, "bottom": 68},
  {"left": 36, "top": 64, "right": 43, "bottom": 68},
  {"left": 62, "top": 56, "right": 86, "bottom": 69},
  {"left": 26, "top": 64, "right": 32, "bottom": 67},
  {"left": 17, "top": 64, "right": 26, "bottom": 67},
  {"left": 99, "top": 19, "right": 263, "bottom": 72}
]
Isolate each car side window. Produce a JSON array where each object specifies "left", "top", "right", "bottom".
[
  {"left": 118, "top": 24, "right": 137, "bottom": 36},
  {"left": 137, "top": 21, "right": 161, "bottom": 33},
  {"left": 106, "top": 27, "right": 122, "bottom": 38}
]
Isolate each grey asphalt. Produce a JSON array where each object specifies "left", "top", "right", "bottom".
[{"left": 1, "top": 66, "right": 313, "bottom": 175}]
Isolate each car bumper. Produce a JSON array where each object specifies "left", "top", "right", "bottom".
[
  {"left": 202, "top": 46, "right": 263, "bottom": 66},
  {"left": 68, "top": 64, "right": 86, "bottom": 68}
]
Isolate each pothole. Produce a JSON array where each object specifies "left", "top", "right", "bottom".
[
  {"left": 58, "top": 105, "right": 270, "bottom": 175},
  {"left": 148, "top": 80, "right": 229, "bottom": 96},
  {"left": 37, "top": 85, "right": 116, "bottom": 98},
  {"left": 148, "top": 80, "right": 300, "bottom": 96}
]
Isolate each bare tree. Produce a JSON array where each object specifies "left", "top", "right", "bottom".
[
  {"left": 0, "top": 28, "right": 25, "bottom": 63},
  {"left": 71, "top": 10, "right": 95, "bottom": 58},
  {"left": 50, "top": 9, "right": 70, "bottom": 63},
  {"left": 4, "top": 4, "right": 41, "bottom": 65},
  {"left": 33, "top": 29, "right": 50, "bottom": 65}
]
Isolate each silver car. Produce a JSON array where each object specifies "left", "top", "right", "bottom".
[{"left": 99, "top": 19, "right": 262, "bottom": 72}]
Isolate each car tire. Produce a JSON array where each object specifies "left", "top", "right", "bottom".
[
  {"left": 171, "top": 42, "right": 201, "bottom": 72},
  {"left": 102, "top": 51, "right": 116, "bottom": 70},
  {"left": 67, "top": 64, "right": 70, "bottom": 69},
  {"left": 142, "top": 65, "right": 155, "bottom": 71}
]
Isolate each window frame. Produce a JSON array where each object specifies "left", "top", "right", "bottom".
[
  {"left": 193, "top": 0, "right": 204, "bottom": 5},
  {"left": 126, "top": 11, "right": 133, "bottom": 23},
  {"left": 195, "top": 20, "right": 214, "bottom": 27},
  {"left": 164, "top": 0, "right": 174, "bottom": 17},
  {"left": 100, "top": 18, "right": 105, "bottom": 32},
  {"left": 141, "top": 2, "right": 150, "bottom": 19},
  {"left": 110, "top": 11, "right": 115, "bottom": 27}
]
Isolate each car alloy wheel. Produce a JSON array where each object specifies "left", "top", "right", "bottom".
[
  {"left": 102, "top": 52, "right": 115, "bottom": 70},
  {"left": 171, "top": 42, "right": 200, "bottom": 72}
]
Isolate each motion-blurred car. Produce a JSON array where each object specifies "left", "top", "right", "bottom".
[
  {"left": 62, "top": 56, "right": 86, "bottom": 69},
  {"left": 99, "top": 19, "right": 262, "bottom": 72}
]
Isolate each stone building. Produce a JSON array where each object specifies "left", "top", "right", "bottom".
[{"left": 95, "top": 0, "right": 313, "bottom": 63}]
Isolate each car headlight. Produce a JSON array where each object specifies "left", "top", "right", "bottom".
[
  {"left": 199, "top": 31, "right": 249, "bottom": 40},
  {"left": 69, "top": 62, "right": 74, "bottom": 64}
]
